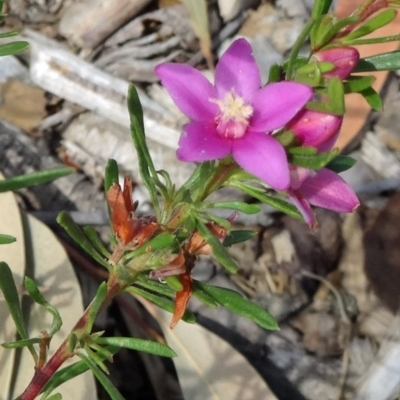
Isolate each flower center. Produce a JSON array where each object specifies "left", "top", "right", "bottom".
[{"left": 211, "top": 90, "right": 253, "bottom": 139}]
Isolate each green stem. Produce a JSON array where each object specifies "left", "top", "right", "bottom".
[
  {"left": 286, "top": 18, "right": 316, "bottom": 80},
  {"left": 199, "top": 163, "right": 237, "bottom": 201}
]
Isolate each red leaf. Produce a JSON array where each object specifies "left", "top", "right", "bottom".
[
  {"left": 106, "top": 178, "right": 137, "bottom": 244},
  {"left": 170, "top": 272, "right": 193, "bottom": 329}
]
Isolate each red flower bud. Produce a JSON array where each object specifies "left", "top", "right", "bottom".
[
  {"left": 287, "top": 110, "right": 342, "bottom": 151},
  {"left": 314, "top": 47, "right": 359, "bottom": 79}
]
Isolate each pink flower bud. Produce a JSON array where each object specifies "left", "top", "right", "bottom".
[
  {"left": 287, "top": 110, "right": 342, "bottom": 151},
  {"left": 314, "top": 47, "right": 360, "bottom": 79}
]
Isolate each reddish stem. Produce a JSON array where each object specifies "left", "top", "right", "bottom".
[{"left": 17, "top": 276, "right": 122, "bottom": 400}]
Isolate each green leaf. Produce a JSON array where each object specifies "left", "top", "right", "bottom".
[
  {"left": 127, "top": 84, "right": 160, "bottom": 216},
  {"left": 316, "top": 16, "right": 359, "bottom": 47},
  {"left": 267, "top": 63, "right": 281, "bottom": 83},
  {"left": 344, "top": 9, "right": 397, "bottom": 41},
  {"left": 165, "top": 275, "right": 183, "bottom": 291},
  {"left": 41, "top": 346, "right": 120, "bottom": 396},
  {"left": 223, "top": 230, "right": 256, "bottom": 247},
  {"left": 2, "top": 337, "right": 42, "bottom": 348},
  {"left": 57, "top": 211, "right": 111, "bottom": 270},
  {"left": 104, "top": 159, "right": 119, "bottom": 193},
  {"left": 0, "top": 41, "right": 29, "bottom": 56},
  {"left": 354, "top": 51, "right": 400, "bottom": 72},
  {"left": 210, "top": 201, "right": 261, "bottom": 214},
  {"left": 311, "top": 0, "right": 333, "bottom": 18},
  {"left": 0, "top": 233, "right": 16, "bottom": 244},
  {"left": 127, "top": 286, "right": 196, "bottom": 324},
  {"left": 196, "top": 282, "right": 279, "bottom": 330},
  {"left": 45, "top": 393, "right": 62, "bottom": 400},
  {"left": 360, "top": 87, "right": 383, "bottom": 111},
  {"left": 192, "top": 281, "right": 219, "bottom": 308},
  {"left": 232, "top": 182, "right": 302, "bottom": 219},
  {"left": 289, "top": 148, "right": 338, "bottom": 170},
  {"left": 0, "top": 262, "right": 37, "bottom": 361},
  {"left": 344, "top": 75, "right": 375, "bottom": 93},
  {"left": 84, "top": 345, "right": 109, "bottom": 374},
  {"left": 86, "top": 282, "right": 108, "bottom": 334},
  {"left": 286, "top": 19, "right": 316, "bottom": 79},
  {"left": 77, "top": 352, "right": 125, "bottom": 400},
  {"left": 196, "top": 220, "right": 239, "bottom": 273},
  {"left": 96, "top": 337, "right": 176, "bottom": 357},
  {"left": 134, "top": 275, "right": 175, "bottom": 297},
  {"left": 275, "top": 130, "right": 295, "bottom": 147},
  {"left": 0, "top": 168, "right": 74, "bottom": 193},
  {"left": 24, "top": 277, "right": 62, "bottom": 337},
  {"left": 288, "top": 146, "right": 317, "bottom": 155},
  {"left": 0, "top": 262, "right": 29, "bottom": 340},
  {"left": 124, "top": 233, "right": 176, "bottom": 260},
  {"left": 82, "top": 226, "right": 111, "bottom": 258},
  {"left": 327, "top": 76, "right": 345, "bottom": 114},
  {"left": 326, "top": 155, "right": 357, "bottom": 173},
  {"left": 0, "top": 30, "right": 19, "bottom": 38}
]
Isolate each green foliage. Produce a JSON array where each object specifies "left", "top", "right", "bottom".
[
  {"left": 0, "top": 168, "right": 74, "bottom": 193},
  {"left": 210, "top": 201, "right": 261, "bottom": 214},
  {"left": 57, "top": 211, "right": 112, "bottom": 270},
  {"left": 40, "top": 346, "right": 119, "bottom": 397},
  {"left": 0, "top": 263, "right": 32, "bottom": 345},
  {"left": 343, "top": 10, "right": 397, "bottom": 41},
  {"left": 326, "top": 155, "right": 357, "bottom": 173},
  {"left": 195, "top": 282, "right": 279, "bottom": 330},
  {"left": 104, "top": 159, "right": 119, "bottom": 193},
  {"left": 127, "top": 85, "right": 161, "bottom": 217},
  {"left": 24, "top": 277, "right": 63, "bottom": 337},
  {"left": 96, "top": 337, "right": 176, "bottom": 357},
  {"left": 196, "top": 220, "right": 239, "bottom": 273},
  {"left": 127, "top": 286, "right": 196, "bottom": 323},
  {"left": 289, "top": 147, "right": 338, "bottom": 169},
  {"left": 78, "top": 352, "right": 125, "bottom": 400},
  {"left": 223, "top": 230, "right": 257, "bottom": 247},
  {"left": 354, "top": 51, "right": 400, "bottom": 72},
  {"left": 86, "top": 282, "right": 108, "bottom": 334},
  {"left": 360, "top": 87, "right": 383, "bottom": 111},
  {"left": 0, "top": 233, "right": 16, "bottom": 244}
]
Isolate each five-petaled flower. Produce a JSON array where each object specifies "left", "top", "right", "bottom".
[{"left": 155, "top": 38, "right": 313, "bottom": 191}]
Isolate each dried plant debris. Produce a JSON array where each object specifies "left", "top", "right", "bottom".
[
  {"left": 8, "top": 0, "right": 64, "bottom": 23},
  {"left": 95, "top": 5, "right": 198, "bottom": 82},
  {"left": 59, "top": 0, "right": 153, "bottom": 49}
]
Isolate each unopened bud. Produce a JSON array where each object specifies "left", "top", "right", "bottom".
[
  {"left": 287, "top": 110, "right": 342, "bottom": 151},
  {"left": 314, "top": 47, "right": 359, "bottom": 79}
]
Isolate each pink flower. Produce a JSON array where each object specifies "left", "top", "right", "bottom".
[
  {"left": 289, "top": 167, "right": 359, "bottom": 228},
  {"left": 313, "top": 46, "right": 360, "bottom": 80},
  {"left": 287, "top": 110, "right": 342, "bottom": 151},
  {"left": 286, "top": 110, "right": 359, "bottom": 227},
  {"left": 155, "top": 39, "right": 312, "bottom": 191}
]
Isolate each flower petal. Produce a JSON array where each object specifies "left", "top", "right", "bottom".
[
  {"left": 177, "top": 121, "right": 232, "bottom": 162},
  {"left": 215, "top": 38, "right": 261, "bottom": 103},
  {"left": 232, "top": 131, "right": 290, "bottom": 190},
  {"left": 300, "top": 168, "right": 360, "bottom": 212},
  {"left": 155, "top": 63, "right": 218, "bottom": 121},
  {"left": 288, "top": 190, "right": 316, "bottom": 228},
  {"left": 251, "top": 82, "right": 313, "bottom": 132},
  {"left": 290, "top": 165, "right": 311, "bottom": 190}
]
